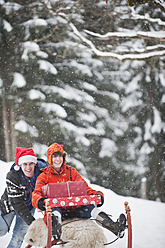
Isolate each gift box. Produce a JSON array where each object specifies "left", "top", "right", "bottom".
[
  {"left": 46, "top": 195, "right": 102, "bottom": 208},
  {"left": 42, "top": 181, "right": 87, "bottom": 198}
]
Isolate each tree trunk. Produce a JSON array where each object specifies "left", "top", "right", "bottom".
[
  {"left": 10, "top": 106, "right": 17, "bottom": 160},
  {"left": 2, "top": 99, "right": 16, "bottom": 162},
  {"left": 2, "top": 99, "right": 10, "bottom": 161}
]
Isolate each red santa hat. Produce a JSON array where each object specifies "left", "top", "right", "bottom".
[{"left": 15, "top": 147, "right": 37, "bottom": 166}]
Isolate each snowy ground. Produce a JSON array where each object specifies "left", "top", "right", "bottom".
[{"left": 0, "top": 160, "right": 165, "bottom": 248}]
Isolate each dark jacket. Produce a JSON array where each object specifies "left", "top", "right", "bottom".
[{"left": 0, "top": 158, "right": 47, "bottom": 225}]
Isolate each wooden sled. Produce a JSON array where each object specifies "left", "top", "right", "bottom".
[
  {"left": 25, "top": 181, "right": 132, "bottom": 248},
  {"left": 25, "top": 194, "right": 104, "bottom": 248},
  {"left": 25, "top": 200, "right": 132, "bottom": 248}
]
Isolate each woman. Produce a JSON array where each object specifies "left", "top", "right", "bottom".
[
  {"left": 32, "top": 143, "right": 126, "bottom": 242},
  {"left": 0, "top": 147, "right": 47, "bottom": 248}
]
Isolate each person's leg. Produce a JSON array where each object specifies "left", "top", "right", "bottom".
[
  {"left": 91, "top": 207, "right": 126, "bottom": 238},
  {"left": 7, "top": 208, "right": 35, "bottom": 248},
  {"left": 51, "top": 207, "right": 62, "bottom": 223},
  {"left": 0, "top": 211, "right": 15, "bottom": 236},
  {"left": 51, "top": 207, "right": 62, "bottom": 242},
  {"left": 73, "top": 205, "right": 95, "bottom": 219}
]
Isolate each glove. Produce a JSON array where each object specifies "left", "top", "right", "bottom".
[
  {"left": 96, "top": 194, "right": 104, "bottom": 207},
  {"left": 37, "top": 197, "right": 47, "bottom": 211}
]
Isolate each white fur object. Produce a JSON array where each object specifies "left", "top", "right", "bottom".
[
  {"left": 24, "top": 218, "right": 106, "bottom": 248},
  {"left": 61, "top": 218, "right": 106, "bottom": 248},
  {"left": 24, "top": 218, "right": 48, "bottom": 247}
]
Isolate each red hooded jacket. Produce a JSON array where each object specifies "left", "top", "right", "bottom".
[
  {"left": 32, "top": 164, "right": 104, "bottom": 209},
  {"left": 32, "top": 143, "right": 104, "bottom": 211}
]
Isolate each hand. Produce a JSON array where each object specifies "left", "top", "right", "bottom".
[
  {"left": 96, "top": 194, "right": 104, "bottom": 207},
  {"left": 37, "top": 197, "right": 47, "bottom": 211}
]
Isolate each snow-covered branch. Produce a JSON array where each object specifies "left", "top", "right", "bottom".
[
  {"left": 153, "top": 0, "right": 165, "bottom": 11},
  {"left": 70, "top": 23, "right": 165, "bottom": 61},
  {"left": 84, "top": 30, "right": 165, "bottom": 42},
  {"left": 130, "top": 9, "right": 165, "bottom": 26},
  {"left": 127, "top": 0, "right": 165, "bottom": 11}
]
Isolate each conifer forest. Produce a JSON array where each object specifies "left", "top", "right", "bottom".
[{"left": 0, "top": 0, "right": 165, "bottom": 201}]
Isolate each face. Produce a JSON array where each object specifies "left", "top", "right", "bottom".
[
  {"left": 52, "top": 153, "right": 63, "bottom": 172},
  {"left": 21, "top": 162, "right": 36, "bottom": 178}
]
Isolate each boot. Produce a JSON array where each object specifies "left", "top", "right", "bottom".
[
  {"left": 96, "top": 211, "right": 126, "bottom": 238},
  {"left": 51, "top": 213, "right": 62, "bottom": 242}
]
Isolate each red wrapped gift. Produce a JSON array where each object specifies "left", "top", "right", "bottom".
[
  {"left": 42, "top": 181, "right": 87, "bottom": 198},
  {"left": 46, "top": 195, "right": 101, "bottom": 208}
]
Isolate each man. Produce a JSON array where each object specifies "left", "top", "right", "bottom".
[
  {"left": 32, "top": 143, "right": 126, "bottom": 242},
  {"left": 0, "top": 147, "right": 47, "bottom": 248}
]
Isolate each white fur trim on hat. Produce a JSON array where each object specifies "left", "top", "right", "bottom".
[{"left": 18, "top": 155, "right": 37, "bottom": 165}]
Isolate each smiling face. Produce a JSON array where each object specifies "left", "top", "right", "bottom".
[
  {"left": 52, "top": 152, "right": 64, "bottom": 172},
  {"left": 21, "top": 162, "right": 36, "bottom": 178}
]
